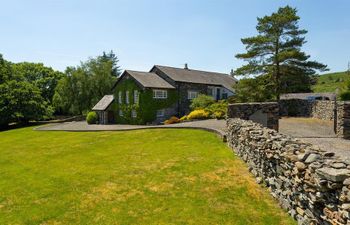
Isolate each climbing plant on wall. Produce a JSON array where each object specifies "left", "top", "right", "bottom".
[{"left": 113, "top": 77, "right": 178, "bottom": 124}]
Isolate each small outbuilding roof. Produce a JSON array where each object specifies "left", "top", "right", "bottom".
[
  {"left": 124, "top": 70, "right": 175, "bottom": 89},
  {"left": 92, "top": 95, "right": 114, "bottom": 111},
  {"left": 152, "top": 65, "right": 236, "bottom": 92}
]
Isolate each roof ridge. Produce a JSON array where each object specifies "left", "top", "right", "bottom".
[
  {"left": 126, "top": 69, "right": 155, "bottom": 74},
  {"left": 154, "top": 65, "right": 229, "bottom": 76}
]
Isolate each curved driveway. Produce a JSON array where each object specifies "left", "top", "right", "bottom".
[{"left": 35, "top": 119, "right": 227, "bottom": 141}]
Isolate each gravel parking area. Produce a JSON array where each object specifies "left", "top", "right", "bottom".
[{"left": 279, "top": 117, "right": 350, "bottom": 159}]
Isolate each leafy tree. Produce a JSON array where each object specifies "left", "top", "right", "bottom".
[
  {"left": 0, "top": 54, "right": 13, "bottom": 83},
  {"left": 234, "top": 6, "right": 328, "bottom": 100},
  {"left": 53, "top": 51, "right": 119, "bottom": 115},
  {"left": 233, "top": 75, "right": 275, "bottom": 103},
  {"left": 0, "top": 54, "right": 55, "bottom": 127},
  {"left": 12, "top": 62, "right": 64, "bottom": 103},
  {"left": 0, "top": 81, "right": 53, "bottom": 127}
]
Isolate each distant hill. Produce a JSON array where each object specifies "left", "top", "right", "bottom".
[{"left": 312, "top": 71, "right": 350, "bottom": 93}]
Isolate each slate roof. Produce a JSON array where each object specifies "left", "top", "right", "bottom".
[
  {"left": 125, "top": 70, "right": 175, "bottom": 89},
  {"left": 280, "top": 92, "right": 336, "bottom": 100},
  {"left": 152, "top": 65, "right": 236, "bottom": 92},
  {"left": 92, "top": 95, "right": 114, "bottom": 111}
]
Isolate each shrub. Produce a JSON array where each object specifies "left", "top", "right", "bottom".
[
  {"left": 187, "top": 109, "right": 209, "bottom": 120},
  {"left": 86, "top": 111, "right": 98, "bottom": 124},
  {"left": 340, "top": 91, "right": 350, "bottom": 101},
  {"left": 190, "top": 94, "right": 215, "bottom": 110},
  {"left": 180, "top": 115, "right": 187, "bottom": 122},
  {"left": 206, "top": 100, "right": 228, "bottom": 119},
  {"left": 213, "top": 111, "right": 225, "bottom": 120},
  {"left": 164, "top": 116, "right": 180, "bottom": 125}
]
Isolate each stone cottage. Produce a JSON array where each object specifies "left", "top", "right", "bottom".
[{"left": 92, "top": 64, "right": 236, "bottom": 124}]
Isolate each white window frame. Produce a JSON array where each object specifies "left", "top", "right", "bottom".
[
  {"left": 119, "top": 109, "right": 123, "bottom": 117},
  {"left": 156, "top": 109, "right": 165, "bottom": 118},
  {"left": 153, "top": 89, "right": 167, "bottom": 99},
  {"left": 188, "top": 91, "right": 199, "bottom": 100},
  {"left": 125, "top": 91, "right": 129, "bottom": 104},
  {"left": 118, "top": 91, "right": 122, "bottom": 104},
  {"left": 131, "top": 109, "right": 137, "bottom": 118},
  {"left": 134, "top": 90, "right": 139, "bottom": 104}
]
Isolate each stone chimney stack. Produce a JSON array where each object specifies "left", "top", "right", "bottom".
[{"left": 184, "top": 63, "right": 188, "bottom": 70}]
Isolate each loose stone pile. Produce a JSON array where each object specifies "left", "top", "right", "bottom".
[{"left": 227, "top": 118, "right": 350, "bottom": 225}]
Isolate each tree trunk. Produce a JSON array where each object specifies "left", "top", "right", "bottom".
[{"left": 275, "top": 38, "right": 281, "bottom": 101}]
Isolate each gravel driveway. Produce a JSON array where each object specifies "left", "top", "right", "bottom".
[
  {"left": 279, "top": 117, "right": 350, "bottom": 159},
  {"left": 35, "top": 119, "right": 227, "bottom": 141}
]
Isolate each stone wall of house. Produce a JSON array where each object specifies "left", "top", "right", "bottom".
[
  {"left": 227, "top": 118, "right": 350, "bottom": 225},
  {"left": 279, "top": 99, "right": 335, "bottom": 121},
  {"left": 152, "top": 103, "right": 178, "bottom": 124},
  {"left": 337, "top": 102, "right": 350, "bottom": 139},
  {"left": 176, "top": 82, "right": 209, "bottom": 116},
  {"left": 227, "top": 102, "right": 279, "bottom": 131}
]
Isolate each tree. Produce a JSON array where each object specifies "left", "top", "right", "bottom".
[
  {"left": 0, "top": 81, "right": 52, "bottom": 126},
  {"left": 53, "top": 51, "right": 119, "bottom": 115},
  {"left": 101, "top": 50, "right": 121, "bottom": 77},
  {"left": 11, "top": 62, "right": 64, "bottom": 104},
  {"left": 0, "top": 54, "right": 13, "bottom": 83},
  {"left": 0, "top": 54, "right": 56, "bottom": 127},
  {"left": 233, "top": 75, "right": 275, "bottom": 103},
  {"left": 234, "top": 6, "right": 328, "bottom": 100}
]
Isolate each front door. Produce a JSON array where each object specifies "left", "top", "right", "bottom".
[
  {"left": 108, "top": 111, "right": 114, "bottom": 123},
  {"left": 216, "top": 88, "right": 221, "bottom": 100}
]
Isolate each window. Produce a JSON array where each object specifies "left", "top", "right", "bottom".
[
  {"left": 125, "top": 91, "right": 129, "bottom": 104},
  {"left": 119, "top": 110, "right": 123, "bottom": 117},
  {"left": 156, "top": 109, "right": 165, "bottom": 118},
  {"left": 207, "top": 87, "right": 213, "bottom": 96},
  {"left": 188, "top": 91, "right": 198, "bottom": 100},
  {"left": 131, "top": 109, "right": 137, "bottom": 118},
  {"left": 153, "top": 89, "right": 167, "bottom": 99},
  {"left": 118, "top": 91, "right": 122, "bottom": 104},
  {"left": 134, "top": 90, "right": 139, "bottom": 104}
]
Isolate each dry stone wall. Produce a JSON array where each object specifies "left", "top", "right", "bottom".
[
  {"left": 227, "top": 118, "right": 350, "bottom": 225},
  {"left": 279, "top": 99, "right": 335, "bottom": 121},
  {"left": 227, "top": 102, "right": 279, "bottom": 131}
]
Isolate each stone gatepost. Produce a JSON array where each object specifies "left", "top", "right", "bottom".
[{"left": 336, "top": 101, "right": 350, "bottom": 139}]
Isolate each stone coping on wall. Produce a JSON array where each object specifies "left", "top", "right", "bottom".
[{"left": 227, "top": 118, "right": 350, "bottom": 225}]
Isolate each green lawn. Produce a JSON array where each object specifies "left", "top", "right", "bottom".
[
  {"left": 312, "top": 71, "right": 350, "bottom": 93},
  {"left": 0, "top": 127, "right": 295, "bottom": 225}
]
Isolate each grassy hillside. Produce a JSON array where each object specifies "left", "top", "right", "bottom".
[{"left": 312, "top": 71, "right": 350, "bottom": 93}]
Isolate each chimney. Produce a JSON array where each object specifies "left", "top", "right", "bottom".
[{"left": 184, "top": 63, "right": 188, "bottom": 70}]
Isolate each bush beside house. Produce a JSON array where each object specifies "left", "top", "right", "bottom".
[
  {"left": 187, "top": 95, "right": 228, "bottom": 120},
  {"left": 86, "top": 111, "right": 98, "bottom": 124}
]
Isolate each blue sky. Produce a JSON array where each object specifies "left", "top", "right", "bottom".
[{"left": 1, "top": 0, "right": 349, "bottom": 74}]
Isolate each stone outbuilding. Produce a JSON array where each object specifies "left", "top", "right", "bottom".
[{"left": 92, "top": 95, "right": 115, "bottom": 124}]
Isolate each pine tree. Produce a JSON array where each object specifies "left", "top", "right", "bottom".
[{"left": 234, "top": 6, "right": 328, "bottom": 100}]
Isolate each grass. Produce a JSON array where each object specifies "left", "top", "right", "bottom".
[
  {"left": 312, "top": 71, "right": 350, "bottom": 93},
  {"left": 0, "top": 127, "right": 295, "bottom": 225}
]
